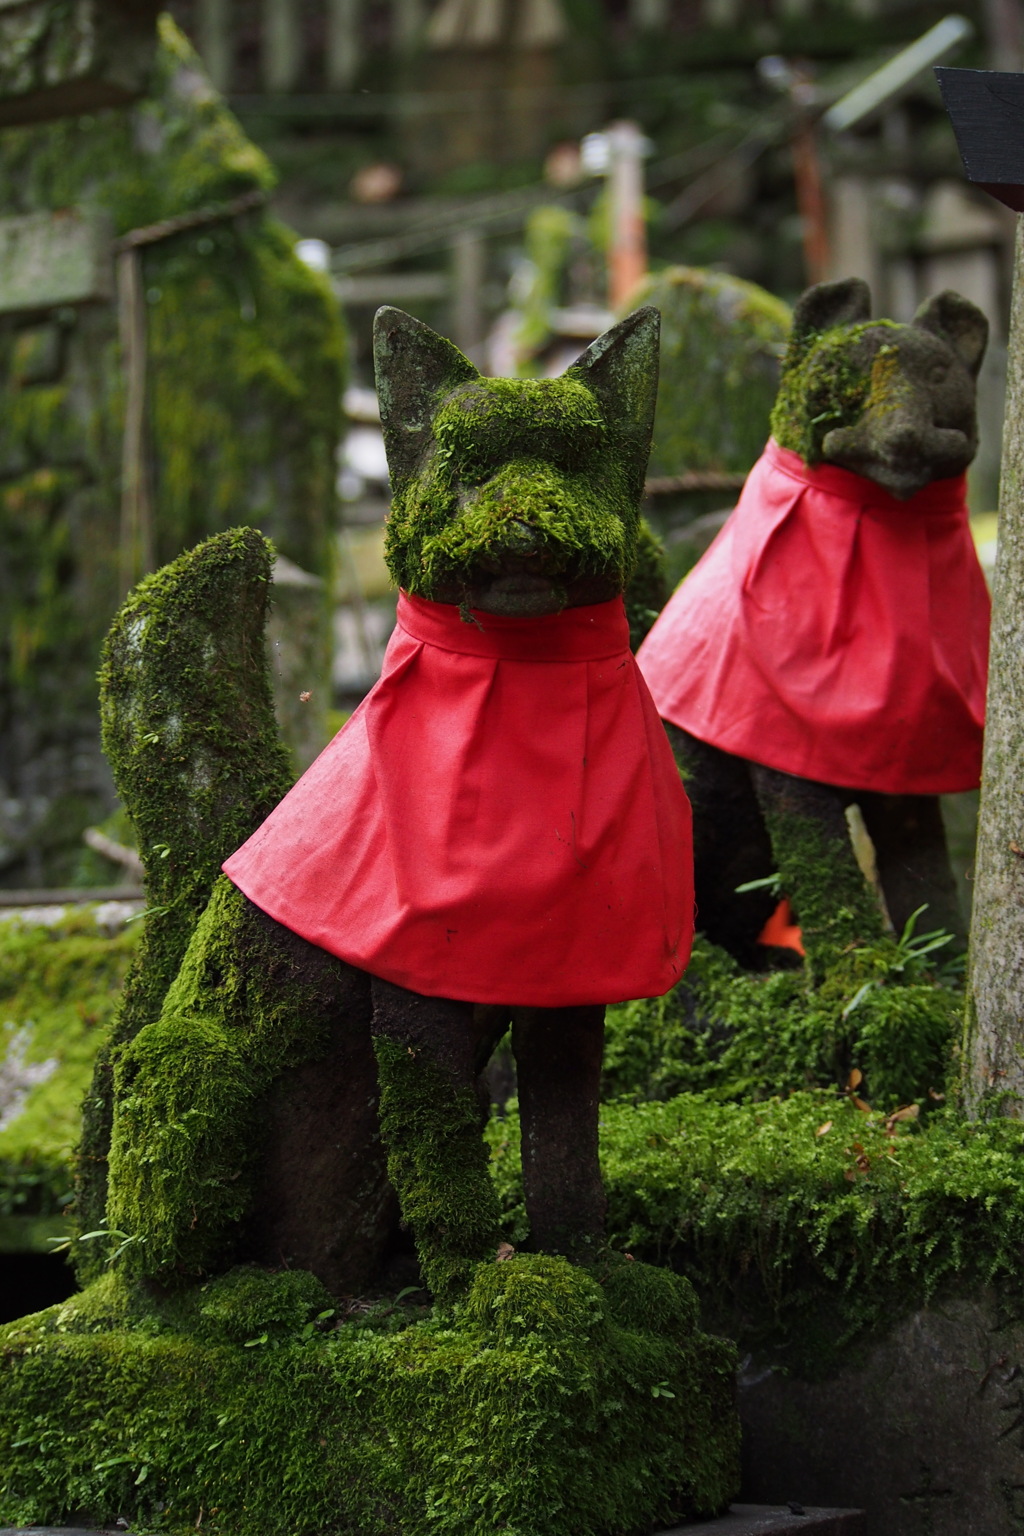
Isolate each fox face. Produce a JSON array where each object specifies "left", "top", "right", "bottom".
[
  {"left": 771, "top": 277, "right": 988, "bottom": 500},
  {"left": 373, "top": 306, "right": 660, "bottom": 617}
]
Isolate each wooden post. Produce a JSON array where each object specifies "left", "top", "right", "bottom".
[
  {"left": 263, "top": 0, "right": 303, "bottom": 92},
  {"left": 606, "top": 121, "right": 648, "bottom": 312},
  {"left": 327, "top": 0, "right": 361, "bottom": 88},
  {"left": 938, "top": 68, "right": 1024, "bottom": 1112},
  {"left": 450, "top": 228, "right": 485, "bottom": 364},
  {"left": 962, "top": 216, "right": 1024, "bottom": 1113},
  {"left": 116, "top": 247, "right": 154, "bottom": 595},
  {"left": 791, "top": 113, "right": 829, "bottom": 285},
  {"left": 196, "top": 0, "right": 233, "bottom": 92}
]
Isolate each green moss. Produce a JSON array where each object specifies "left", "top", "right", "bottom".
[
  {"left": 384, "top": 375, "right": 639, "bottom": 604},
  {"left": 0, "top": 1255, "right": 739, "bottom": 1535},
  {"left": 374, "top": 1037, "right": 500, "bottom": 1303},
  {"left": 75, "top": 530, "right": 293, "bottom": 1276},
  {"left": 758, "top": 794, "right": 885, "bottom": 979},
  {"left": 103, "top": 876, "right": 348, "bottom": 1283},
  {"left": 770, "top": 320, "right": 900, "bottom": 464},
  {"left": 624, "top": 516, "right": 668, "bottom": 649},
  {"left": 0, "top": 908, "right": 140, "bottom": 1222},
  {"left": 487, "top": 1093, "right": 1024, "bottom": 1373},
  {"left": 602, "top": 933, "right": 958, "bottom": 1113},
  {"left": 631, "top": 266, "right": 791, "bottom": 480}
]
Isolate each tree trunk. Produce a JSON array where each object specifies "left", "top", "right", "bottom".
[{"left": 964, "top": 215, "right": 1024, "bottom": 1114}]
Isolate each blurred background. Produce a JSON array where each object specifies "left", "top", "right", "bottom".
[{"left": 165, "top": 0, "right": 1014, "bottom": 689}]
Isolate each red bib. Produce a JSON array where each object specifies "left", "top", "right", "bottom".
[
  {"left": 224, "top": 592, "right": 693, "bottom": 1007},
  {"left": 637, "top": 440, "right": 990, "bottom": 796}
]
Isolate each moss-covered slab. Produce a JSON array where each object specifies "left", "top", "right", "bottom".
[
  {"left": 0, "top": 1257, "right": 739, "bottom": 1536},
  {"left": 489, "top": 1092, "right": 1024, "bottom": 1375}
]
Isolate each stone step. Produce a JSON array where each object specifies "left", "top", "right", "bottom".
[
  {"left": 3, "top": 1512, "right": 866, "bottom": 1536},
  {"left": 658, "top": 1506, "right": 866, "bottom": 1536}
]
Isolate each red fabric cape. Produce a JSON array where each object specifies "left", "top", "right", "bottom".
[
  {"left": 637, "top": 440, "right": 990, "bottom": 795},
  {"left": 224, "top": 592, "right": 693, "bottom": 1007}
]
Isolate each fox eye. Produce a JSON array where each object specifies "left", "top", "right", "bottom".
[{"left": 928, "top": 362, "right": 949, "bottom": 385}]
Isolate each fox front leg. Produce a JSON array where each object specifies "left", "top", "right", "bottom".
[{"left": 370, "top": 977, "right": 506, "bottom": 1302}]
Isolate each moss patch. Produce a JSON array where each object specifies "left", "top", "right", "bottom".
[
  {"left": 384, "top": 375, "right": 639, "bottom": 605},
  {"left": 770, "top": 320, "right": 901, "bottom": 465},
  {"left": 374, "top": 1036, "right": 500, "bottom": 1302},
  {"left": 76, "top": 529, "right": 293, "bottom": 1276},
  {"left": 487, "top": 1093, "right": 1024, "bottom": 1374},
  {"left": 0, "top": 1256, "right": 739, "bottom": 1536},
  {"left": 0, "top": 908, "right": 140, "bottom": 1224},
  {"left": 103, "top": 877, "right": 358, "bottom": 1284}
]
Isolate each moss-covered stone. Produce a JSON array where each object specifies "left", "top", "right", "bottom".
[
  {"left": 631, "top": 265, "right": 791, "bottom": 481},
  {"left": 0, "top": 16, "right": 345, "bottom": 883},
  {"left": 377, "top": 307, "right": 658, "bottom": 617},
  {"left": 76, "top": 528, "right": 293, "bottom": 1277},
  {"left": 488, "top": 1093, "right": 1024, "bottom": 1374},
  {"left": 104, "top": 874, "right": 390, "bottom": 1293},
  {"left": 373, "top": 1035, "right": 501, "bottom": 1303},
  {"left": 770, "top": 279, "right": 986, "bottom": 501},
  {"left": 0, "top": 1255, "right": 739, "bottom": 1535},
  {"left": 0, "top": 905, "right": 140, "bottom": 1227}
]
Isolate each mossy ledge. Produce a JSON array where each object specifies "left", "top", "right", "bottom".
[
  {"left": 0, "top": 1256, "right": 739, "bottom": 1536},
  {"left": 488, "top": 1093, "right": 1024, "bottom": 1377}
]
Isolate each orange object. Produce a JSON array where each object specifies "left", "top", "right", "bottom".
[{"left": 757, "top": 897, "right": 805, "bottom": 955}]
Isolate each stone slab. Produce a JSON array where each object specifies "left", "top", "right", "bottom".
[
  {"left": 0, "top": 0, "right": 159, "bottom": 127},
  {"left": 659, "top": 1506, "right": 866, "bottom": 1536},
  {"left": 1, "top": 1514, "right": 866, "bottom": 1536},
  {"left": 739, "top": 1293, "right": 1024, "bottom": 1536},
  {"left": 0, "top": 209, "right": 112, "bottom": 313}
]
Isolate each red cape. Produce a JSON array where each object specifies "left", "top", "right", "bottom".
[
  {"left": 224, "top": 592, "right": 693, "bottom": 1007},
  {"left": 637, "top": 440, "right": 990, "bottom": 795}
]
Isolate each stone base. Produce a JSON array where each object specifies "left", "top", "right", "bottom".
[
  {"left": 660, "top": 1505, "right": 865, "bottom": 1536},
  {"left": 2, "top": 1509, "right": 866, "bottom": 1536},
  {"left": 739, "top": 1294, "right": 1024, "bottom": 1536},
  {"left": 0, "top": 1258, "right": 740, "bottom": 1536}
]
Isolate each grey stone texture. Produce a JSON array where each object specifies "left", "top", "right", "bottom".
[{"left": 739, "top": 1293, "right": 1024, "bottom": 1536}]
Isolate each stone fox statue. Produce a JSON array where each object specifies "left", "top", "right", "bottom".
[
  {"left": 637, "top": 277, "right": 991, "bottom": 964},
  {"left": 98, "top": 306, "right": 693, "bottom": 1303}
]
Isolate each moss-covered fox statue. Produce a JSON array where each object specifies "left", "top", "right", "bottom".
[
  {"left": 638, "top": 276, "right": 990, "bottom": 967},
  {"left": 80, "top": 306, "right": 693, "bottom": 1304}
]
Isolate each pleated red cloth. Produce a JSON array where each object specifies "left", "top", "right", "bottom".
[
  {"left": 224, "top": 592, "right": 693, "bottom": 1006},
  {"left": 637, "top": 439, "right": 990, "bottom": 795}
]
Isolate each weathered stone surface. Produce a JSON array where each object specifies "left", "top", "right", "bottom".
[
  {"left": 0, "top": 0, "right": 159, "bottom": 127},
  {"left": 0, "top": 208, "right": 111, "bottom": 311},
  {"left": 739, "top": 1293, "right": 1024, "bottom": 1536},
  {"left": 660, "top": 1506, "right": 865, "bottom": 1536}
]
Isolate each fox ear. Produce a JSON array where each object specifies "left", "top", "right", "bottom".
[
  {"left": 790, "top": 277, "right": 871, "bottom": 346},
  {"left": 565, "top": 305, "right": 660, "bottom": 504},
  {"left": 373, "top": 307, "right": 479, "bottom": 493},
  {"left": 913, "top": 290, "right": 988, "bottom": 378}
]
